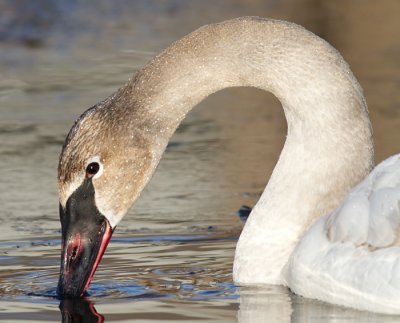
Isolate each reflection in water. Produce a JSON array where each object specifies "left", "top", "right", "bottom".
[
  {"left": 60, "top": 299, "right": 104, "bottom": 323},
  {"left": 238, "top": 286, "right": 292, "bottom": 323},
  {"left": 238, "top": 287, "right": 400, "bottom": 323},
  {"left": 56, "top": 287, "right": 400, "bottom": 323}
]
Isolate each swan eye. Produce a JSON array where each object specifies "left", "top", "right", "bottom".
[{"left": 86, "top": 162, "right": 100, "bottom": 177}]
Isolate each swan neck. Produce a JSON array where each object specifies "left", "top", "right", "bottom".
[
  {"left": 129, "top": 18, "right": 371, "bottom": 144},
  {"left": 121, "top": 17, "right": 373, "bottom": 284}
]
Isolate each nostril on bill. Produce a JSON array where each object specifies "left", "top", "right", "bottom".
[
  {"left": 65, "top": 237, "right": 83, "bottom": 272},
  {"left": 71, "top": 246, "right": 78, "bottom": 260}
]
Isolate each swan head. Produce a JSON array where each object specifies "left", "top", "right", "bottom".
[{"left": 56, "top": 99, "right": 154, "bottom": 298}]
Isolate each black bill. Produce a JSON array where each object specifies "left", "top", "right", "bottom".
[{"left": 57, "top": 178, "right": 113, "bottom": 298}]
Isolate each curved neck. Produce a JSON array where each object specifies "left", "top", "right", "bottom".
[{"left": 117, "top": 17, "right": 374, "bottom": 283}]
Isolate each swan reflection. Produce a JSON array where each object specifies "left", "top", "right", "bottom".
[
  {"left": 238, "top": 286, "right": 400, "bottom": 323},
  {"left": 59, "top": 298, "right": 104, "bottom": 323},
  {"left": 57, "top": 287, "right": 400, "bottom": 322}
]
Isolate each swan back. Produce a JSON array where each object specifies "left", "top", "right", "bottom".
[{"left": 287, "top": 154, "right": 400, "bottom": 314}]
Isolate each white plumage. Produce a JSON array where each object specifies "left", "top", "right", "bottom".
[{"left": 286, "top": 154, "right": 400, "bottom": 314}]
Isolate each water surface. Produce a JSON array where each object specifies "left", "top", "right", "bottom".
[{"left": 1, "top": 1, "right": 400, "bottom": 322}]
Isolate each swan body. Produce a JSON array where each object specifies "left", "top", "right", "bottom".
[
  {"left": 55, "top": 17, "right": 400, "bottom": 314},
  {"left": 286, "top": 154, "right": 400, "bottom": 314}
]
